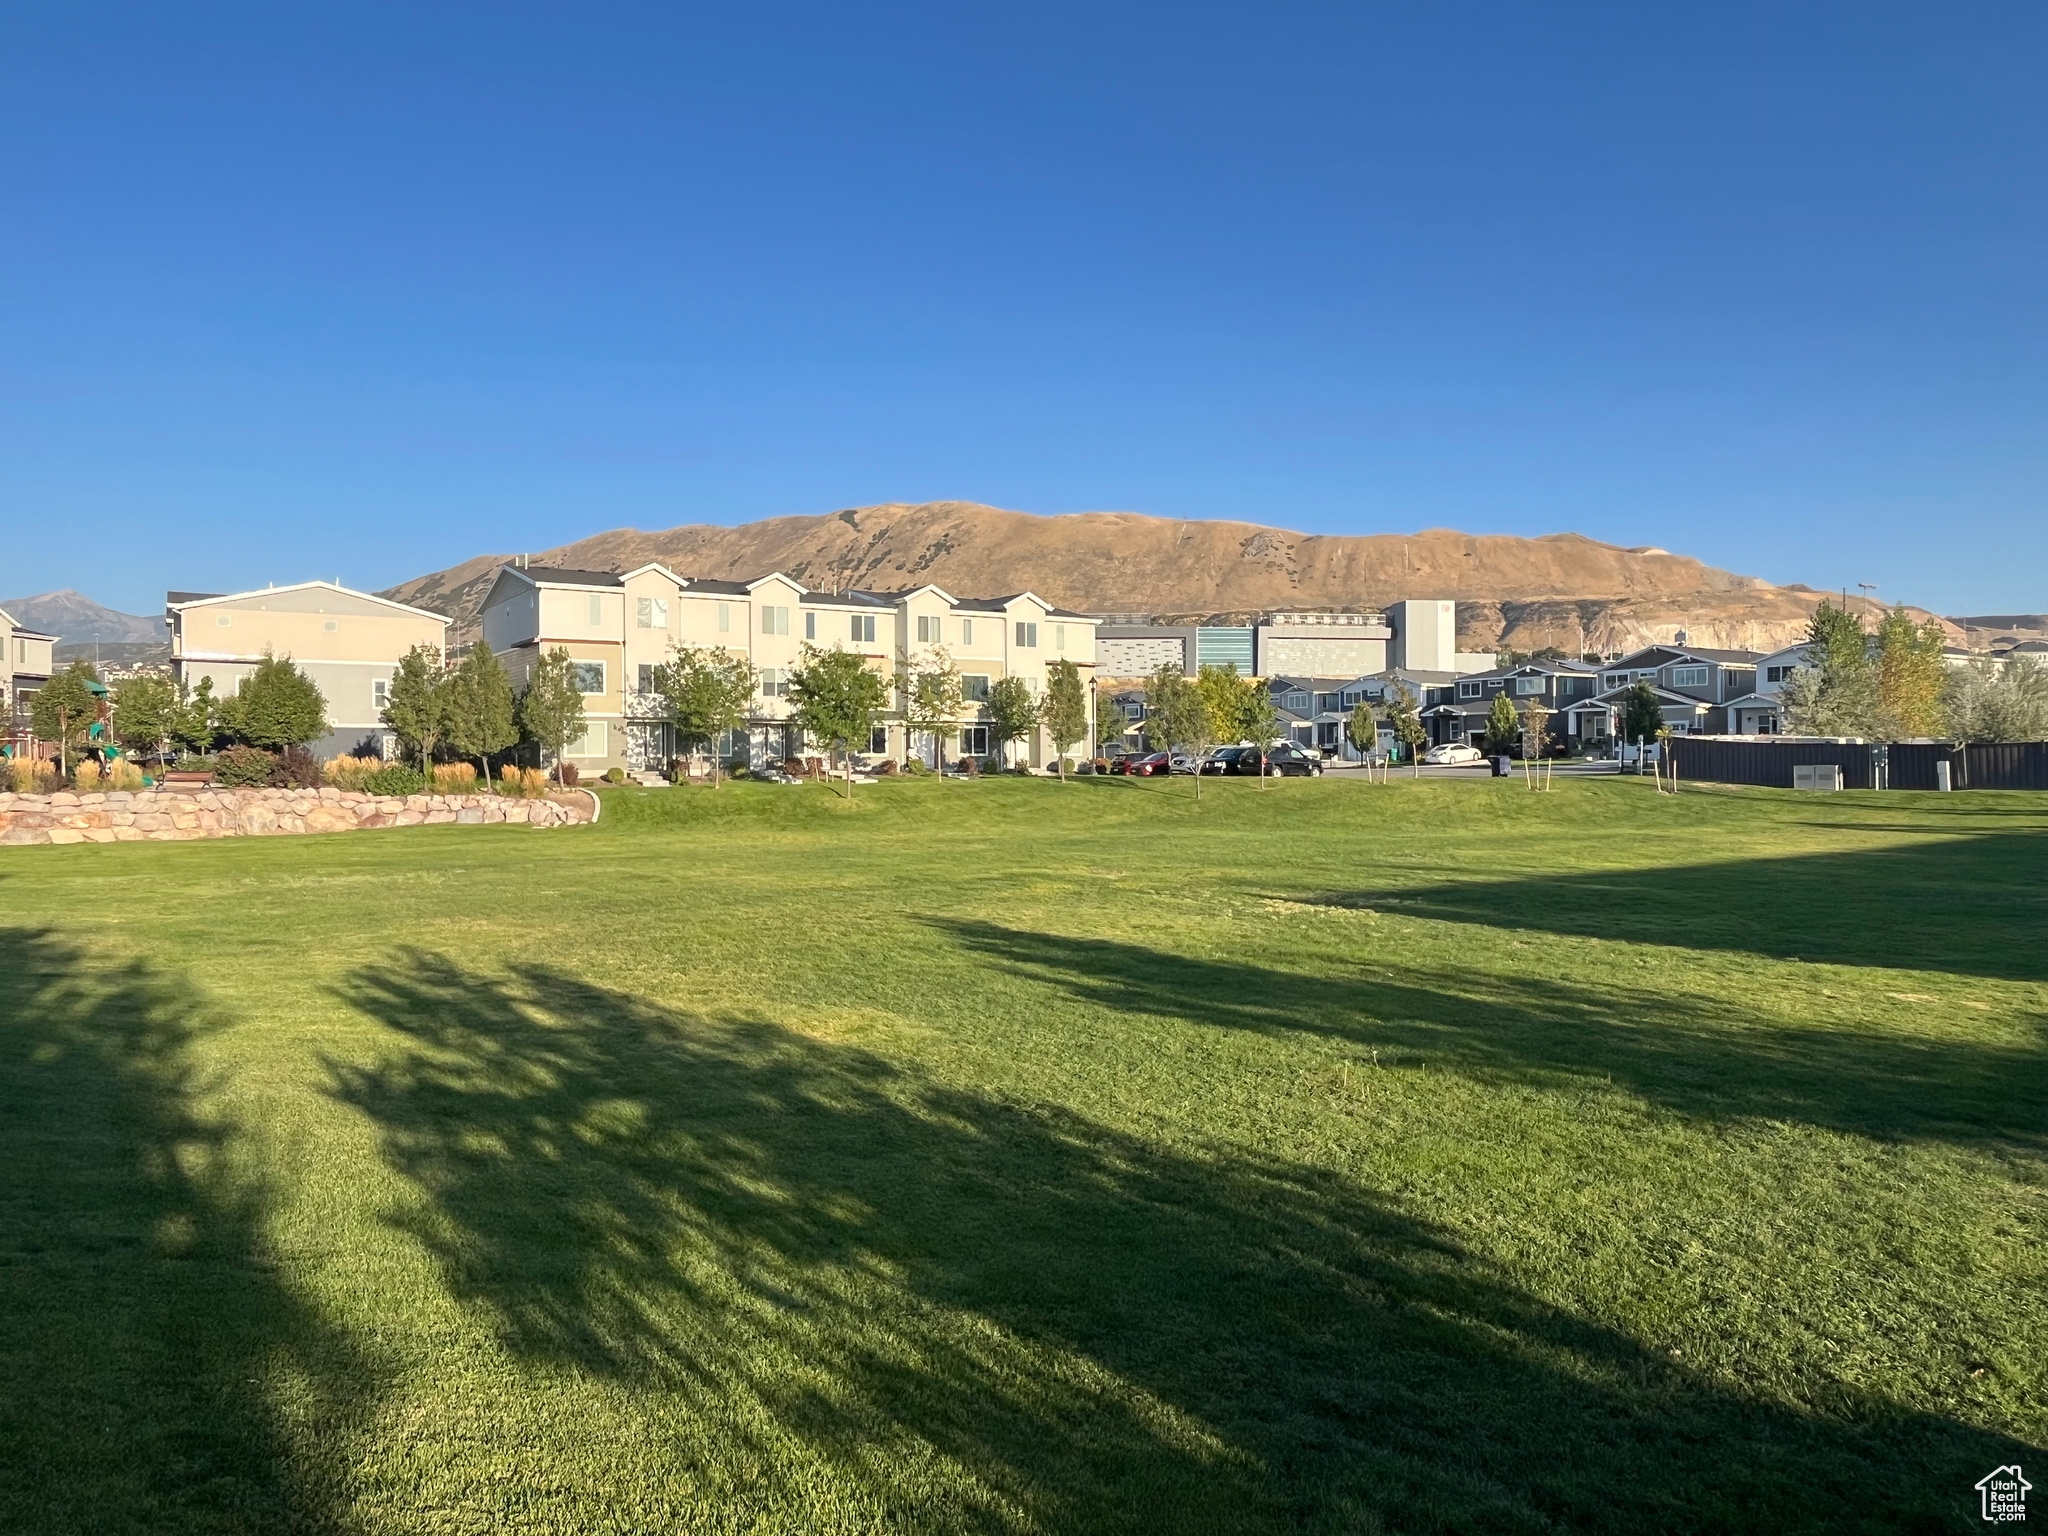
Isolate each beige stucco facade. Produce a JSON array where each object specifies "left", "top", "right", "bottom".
[
  {"left": 166, "top": 582, "right": 449, "bottom": 758},
  {"left": 1, "top": 607, "right": 59, "bottom": 756},
  {"left": 480, "top": 563, "right": 1099, "bottom": 774}
]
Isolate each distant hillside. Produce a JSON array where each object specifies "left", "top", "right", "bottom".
[
  {"left": 1, "top": 589, "right": 165, "bottom": 645},
  {"left": 382, "top": 500, "right": 1962, "bottom": 657}
]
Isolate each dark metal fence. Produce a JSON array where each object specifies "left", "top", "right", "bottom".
[{"left": 1669, "top": 737, "right": 2048, "bottom": 791}]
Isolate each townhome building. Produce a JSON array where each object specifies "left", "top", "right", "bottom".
[
  {"left": 1422, "top": 659, "right": 1603, "bottom": 749},
  {"left": 1563, "top": 645, "right": 1762, "bottom": 745},
  {"left": 479, "top": 562, "right": 1099, "bottom": 774},
  {"left": 1718, "top": 643, "right": 1809, "bottom": 735},
  {"left": 1, "top": 606, "right": 59, "bottom": 759},
  {"left": 165, "top": 582, "right": 450, "bottom": 759}
]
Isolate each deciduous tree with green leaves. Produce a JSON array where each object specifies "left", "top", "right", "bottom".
[
  {"left": 1042, "top": 659, "right": 1089, "bottom": 782},
  {"left": 1874, "top": 605, "right": 1949, "bottom": 739},
  {"left": 900, "top": 647, "right": 964, "bottom": 771},
  {"left": 111, "top": 673, "right": 180, "bottom": 765},
  {"left": 1780, "top": 600, "right": 1878, "bottom": 738},
  {"left": 381, "top": 644, "right": 450, "bottom": 768},
  {"left": 218, "top": 652, "right": 328, "bottom": 750},
  {"left": 172, "top": 676, "right": 216, "bottom": 757},
  {"left": 1384, "top": 685, "right": 1426, "bottom": 775},
  {"left": 1243, "top": 685, "right": 1283, "bottom": 789},
  {"left": 1484, "top": 690, "right": 1522, "bottom": 758},
  {"left": 29, "top": 662, "right": 102, "bottom": 776},
  {"left": 1345, "top": 698, "right": 1379, "bottom": 758},
  {"left": 788, "top": 645, "right": 889, "bottom": 797},
  {"left": 985, "top": 674, "right": 1041, "bottom": 768},
  {"left": 1945, "top": 654, "right": 2048, "bottom": 743},
  {"left": 444, "top": 644, "right": 520, "bottom": 787},
  {"left": 651, "top": 644, "right": 756, "bottom": 787},
  {"left": 1094, "top": 690, "right": 1125, "bottom": 755},
  {"left": 519, "top": 647, "right": 587, "bottom": 785},
  {"left": 1620, "top": 679, "right": 1665, "bottom": 752}
]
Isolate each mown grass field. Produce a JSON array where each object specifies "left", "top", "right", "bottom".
[{"left": 1, "top": 773, "right": 2042, "bottom": 1534}]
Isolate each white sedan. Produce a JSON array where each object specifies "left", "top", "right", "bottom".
[{"left": 1422, "top": 743, "right": 1487, "bottom": 766}]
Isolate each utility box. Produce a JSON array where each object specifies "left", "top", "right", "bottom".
[{"left": 1793, "top": 763, "right": 1843, "bottom": 792}]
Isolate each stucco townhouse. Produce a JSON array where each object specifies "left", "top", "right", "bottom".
[
  {"left": 1, "top": 606, "right": 60, "bottom": 760},
  {"left": 479, "top": 562, "right": 1100, "bottom": 776},
  {"left": 165, "top": 581, "right": 450, "bottom": 760}
]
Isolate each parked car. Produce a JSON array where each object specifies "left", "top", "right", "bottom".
[
  {"left": 1265, "top": 743, "right": 1323, "bottom": 777},
  {"left": 1169, "top": 753, "right": 1199, "bottom": 774},
  {"left": 1423, "top": 742, "right": 1486, "bottom": 766},
  {"left": 1203, "top": 744, "right": 1322, "bottom": 777},
  {"left": 1116, "top": 751, "right": 1172, "bottom": 777}
]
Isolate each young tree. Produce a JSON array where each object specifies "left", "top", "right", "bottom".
[
  {"left": 1946, "top": 654, "right": 2048, "bottom": 743},
  {"left": 1385, "top": 685, "right": 1427, "bottom": 776},
  {"left": 1042, "top": 659, "right": 1090, "bottom": 782},
  {"left": 1874, "top": 605, "right": 1949, "bottom": 739},
  {"left": 519, "top": 646, "right": 587, "bottom": 785},
  {"left": 172, "top": 676, "right": 216, "bottom": 757},
  {"left": 1345, "top": 698, "right": 1379, "bottom": 760},
  {"left": 1780, "top": 600, "right": 1878, "bottom": 738},
  {"left": 29, "top": 662, "right": 102, "bottom": 776},
  {"left": 651, "top": 644, "right": 756, "bottom": 787},
  {"left": 985, "top": 674, "right": 1041, "bottom": 769},
  {"left": 900, "top": 646, "right": 964, "bottom": 771},
  {"left": 1242, "top": 684, "right": 1283, "bottom": 789},
  {"left": 788, "top": 645, "right": 889, "bottom": 797},
  {"left": 1140, "top": 665, "right": 1208, "bottom": 794},
  {"left": 1094, "top": 690, "right": 1126, "bottom": 755},
  {"left": 1520, "top": 696, "right": 1553, "bottom": 761},
  {"left": 1619, "top": 679, "right": 1665, "bottom": 755},
  {"left": 1483, "top": 690, "right": 1522, "bottom": 758},
  {"left": 111, "top": 673, "right": 180, "bottom": 765},
  {"left": 444, "top": 643, "right": 520, "bottom": 787},
  {"left": 219, "top": 652, "right": 329, "bottom": 751},
  {"left": 381, "top": 643, "right": 450, "bottom": 767}
]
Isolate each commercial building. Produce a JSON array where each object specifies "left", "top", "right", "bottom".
[{"left": 1095, "top": 600, "right": 1493, "bottom": 680}]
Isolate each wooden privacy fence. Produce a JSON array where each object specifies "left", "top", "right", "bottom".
[{"left": 1668, "top": 737, "right": 2048, "bottom": 791}]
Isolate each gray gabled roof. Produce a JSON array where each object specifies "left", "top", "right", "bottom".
[{"left": 525, "top": 567, "right": 624, "bottom": 588}]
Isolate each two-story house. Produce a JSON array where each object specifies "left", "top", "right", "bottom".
[
  {"left": 479, "top": 562, "right": 1100, "bottom": 774},
  {"left": 1422, "top": 659, "right": 1603, "bottom": 749},
  {"left": 1564, "top": 645, "right": 1762, "bottom": 744},
  {"left": 1, "top": 606, "right": 59, "bottom": 760},
  {"left": 1717, "top": 643, "right": 1809, "bottom": 735},
  {"left": 165, "top": 581, "right": 450, "bottom": 759}
]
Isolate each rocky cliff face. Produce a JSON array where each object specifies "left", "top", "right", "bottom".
[{"left": 382, "top": 500, "right": 1962, "bottom": 656}]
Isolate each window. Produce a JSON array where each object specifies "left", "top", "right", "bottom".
[
  {"left": 569, "top": 661, "right": 606, "bottom": 695},
  {"left": 638, "top": 664, "right": 657, "bottom": 693},
  {"left": 372, "top": 678, "right": 389, "bottom": 711},
  {"left": 804, "top": 611, "right": 817, "bottom": 640},
  {"left": 850, "top": 614, "right": 876, "bottom": 644},
  {"left": 1765, "top": 665, "right": 1793, "bottom": 683},
  {"left": 1015, "top": 622, "right": 1038, "bottom": 648},
  {"left": 1284, "top": 691, "right": 1310, "bottom": 711},
  {"left": 868, "top": 725, "right": 889, "bottom": 754},
  {"left": 1054, "top": 624, "right": 1066, "bottom": 650},
  {"left": 637, "top": 597, "right": 668, "bottom": 629},
  {"left": 963, "top": 674, "right": 990, "bottom": 702},
  {"left": 566, "top": 722, "right": 609, "bottom": 758},
  {"left": 759, "top": 667, "right": 785, "bottom": 697},
  {"left": 323, "top": 619, "right": 338, "bottom": 632},
  {"left": 960, "top": 724, "right": 990, "bottom": 756},
  {"left": 1316, "top": 693, "right": 1339, "bottom": 712},
  {"left": 717, "top": 603, "right": 731, "bottom": 633},
  {"left": 961, "top": 619, "right": 973, "bottom": 645},
  {"left": 588, "top": 595, "right": 604, "bottom": 627},
  {"left": 917, "top": 614, "right": 942, "bottom": 643},
  {"left": 1671, "top": 665, "right": 1709, "bottom": 689},
  {"left": 1514, "top": 677, "right": 1544, "bottom": 695},
  {"left": 1459, "top": 681, "right": 1482, "bottom": 699},
  {"left": 1602, "top": 673, "right": 1627, "bottom": 690},
  {"left": 761, "top": 606, "right": 789, "bottom": 636}
]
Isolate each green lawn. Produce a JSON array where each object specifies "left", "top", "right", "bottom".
[{"left": 1, "top": 774, "right": 2041, "bottom": 1534}]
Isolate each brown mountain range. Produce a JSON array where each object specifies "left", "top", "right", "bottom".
[{"left": 381, "top": 500, "right": 1963, "bottom": 658}]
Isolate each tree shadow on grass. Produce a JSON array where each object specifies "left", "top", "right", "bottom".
[
  {"left": 1296, "top": 828, "right": 2048, "bottom": 983},
  {"left": 933, "top": 919, "right": 2046, "bottom": 1155},
  {"left": 328, "top": 949, "right": 2025, "bottom": 1533},
  {"left": 0, "top": 927, "right": 374, "bottom": 1536}
]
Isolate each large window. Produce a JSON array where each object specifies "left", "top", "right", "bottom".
[
  {"left": 567, "top": 722, "right": 609, "bottom": 758},
  {"left": 960, "top": 724, "right": 990, "bottom": 756},
  {"left": 1283, "top": 690, "right": 1310, "bottom": 711},
  {"left": 569, "top": 661, "right": 606, "bottom": 695},
  {"left": 1602, "top": 673, "right": 1627, "bottom": 690},
  {"left": 761, "top": 606, "right": 789, "bottom": 636},
  {"left": 1514, "top": 676, "right": 1544, "bottom": 695},
  {"left": 868, "top": 725, "right": 889, "bottom": 754},
  {"left": 963, "top": 674, "right": 990, "bottom": 702},
  {"left": 851, "top": 614, "right": 876, "bottom": 644},
  {"left": 1765, "top": 665, "right": 1793, "bottom": 683},
  {"left": 636, "top": 597, "right": 668, "bottom": 629},
  {"left": 1015, "top": 622, "right": 1038, "bottom": 648},
  {"left": 1459, "top": 681, "right": 1482, "bottom": 699},
  {"left": 917, "top": 614, "right": 942, "bottom": 643},
  {"left": 1670, "top": 665, "right": 1709, "bottom": 689}
]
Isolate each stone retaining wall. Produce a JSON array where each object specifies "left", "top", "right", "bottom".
[{"left": 0, "top": 784, "right": 591, "bottom": 846}]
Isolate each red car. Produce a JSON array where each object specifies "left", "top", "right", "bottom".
[{"left": 1115, "top": 751, "right": 1172, "bottom": 776}]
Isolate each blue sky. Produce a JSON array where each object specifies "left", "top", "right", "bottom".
[{"left": 3, "top": 3, "right": 2043, "bottom": 616}]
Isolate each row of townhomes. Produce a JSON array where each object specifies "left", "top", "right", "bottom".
[
  {"left": 1, "top": 606, "right": 59, "bottom": 758},
  {"left": 478, "top": 562, "right": 1101, "bottom": 773}
]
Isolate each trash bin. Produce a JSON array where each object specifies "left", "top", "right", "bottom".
[{"left": 1492, "top": 755, "right": 1512, "bottom": 777}]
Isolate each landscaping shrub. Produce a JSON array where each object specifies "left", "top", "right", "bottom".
[
  {"left": 874, "top": 758, "right": 898, "bottom": 776},
  {"left": 272, "top": 746, "right": 322, "bottom": 789},
  {"left": 105, "top": 758, "right": 145, "bottom": 790},
  {"left": 559, "top": 763, "right": 580, "bottom": 787},
  {"left": 603, "top": 766, "right": 627, "bottom": 784},
  {"left": 215, "top": 745, "right": 278, "bottom": 787},
  {"left": 5, "top": 757, "right": 58, "bottom": 793},
  {"left": 904, "top": 759, "right": 929, "bottom": 776},
  {"left": 324, "top": 754, "right": 380, "bottom": 792},
  {"left": 497, "top": 763, "right": 550, "bottom": 798},
  {"left": 73, "top": 759, "right": 103, "bottom": 792},
  {"left": 174, "top": 753, "right": 217, "bottom": 773},
  {"left": 431, "top": 762, "right": 479, "bottom": 794},
  {"left": 364, "top": 764, "right": 427, "bottom": 797}
]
